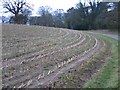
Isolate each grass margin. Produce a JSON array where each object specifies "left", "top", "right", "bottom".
[{"left": 83, "top": 34, "right": 119, "bottom": 88}]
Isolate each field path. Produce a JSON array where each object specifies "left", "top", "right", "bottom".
[{"left": 90, "top": 31, "right": 120, "bottom": 40}]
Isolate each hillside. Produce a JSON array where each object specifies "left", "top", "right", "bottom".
[{"left": 2, "top": 24, "right": 118, "bottom": 88}]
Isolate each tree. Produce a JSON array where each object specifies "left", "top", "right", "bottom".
[
  {"left": 65, "top": 7, "right": 78, "bottom": 29},
  {"left": 2, "top": 0, "right": 32, "bottom": 24},
  {"left": 38, "top": 6, "right": 52, "bottom": 16},
  {"left": 37, "top": 6, "right": 54, "bottom": 27},
  {"left": 9, "top": 14, "right": 28, "bottom": 24},
  {"left": 53, "top": 9, "right": 65, "bottom": 28},
  {"left": 1, "top": 16, "right": 9, "bottom": 23},
  {"left": 76, "top": 1, "right": 109, "bottom": 29},
  {"left": 29, "top": 16, "right": 39, "bottom": 25},
  {"left": 9, "top": 9, "right": 32, "bottom": 24},
  {"left": 93, "top": 2, "right": 118, "bottom": 30},
  {"left": 64, "top": 1, "right": 110, "bottom": 30},
  {"left": 88, "top": 1, "right": 109, "bottom": 29},
  {"left": 65, "top": 6, "right": 89, "bottom": 30}
]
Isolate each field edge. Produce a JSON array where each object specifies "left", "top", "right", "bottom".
[{"left": 83, "top": 34, "right": 119, "bottom": 88}]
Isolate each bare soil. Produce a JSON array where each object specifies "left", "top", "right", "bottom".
[{"left": 2, "top": 24, "right": 112, "bottom": 88}]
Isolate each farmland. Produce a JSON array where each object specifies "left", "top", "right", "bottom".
[{"left": 1, "top": 24, "right": 117, "bottom": 88}]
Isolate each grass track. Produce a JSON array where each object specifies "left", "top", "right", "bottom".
[{"left": 83, "top": 34, "right": 119, "bottom": 88}]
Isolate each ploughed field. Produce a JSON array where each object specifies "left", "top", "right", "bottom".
[{"left": 2, "top": 24, "right": 111, "bottom": 88}]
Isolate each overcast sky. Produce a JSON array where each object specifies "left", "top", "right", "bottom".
[
  {"left": 27, "top": 0, "right": 80, "bottom": 15},
  {"left": 1, "top": 0, "right": 81, "bottom": 16},
  {"left": 1, "top": 0, "right": 116, "bottom": 16}
]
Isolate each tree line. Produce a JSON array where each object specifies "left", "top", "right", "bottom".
[{"left": 1, "top": 0, "right": 119, "bottom": 30}]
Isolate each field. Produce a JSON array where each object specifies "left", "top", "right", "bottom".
[{"left": 2, "top": 24, "right": 118, "bottom": 88}]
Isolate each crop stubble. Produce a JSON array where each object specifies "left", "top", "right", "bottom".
[{"left": 2, "top": 24, "right": 110, "bottom": 88}]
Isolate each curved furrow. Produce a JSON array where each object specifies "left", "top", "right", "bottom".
[
  {"left": 17, "top": 34, "right": 103, "bottom": 88},
  {"left": 2, "top": 32, "right": 83, "bottom": 69},
  {"left": 2, "top": 29, "right": 69, "bottom": 61},
  {"left": 2, "top": 25, "right": 107, "bottom": 88},
  {"left": 2, "top": 33, "right": 93, "bottom": 87},
  {"left": 1, "top": 32, "right": 85, "bottom": 85},
  {"left": 1, "top": 32, "right": 83, "bottom": 76},
  {"left": 2, "top": 29, "right": 73, "bottom": 60},
  {"left": 28, "top": 34, "right": 104, "bottom": 88},
  {"left": 1, "top": 32, "right": 84, "bottom": 79},
  {"left": 2, "top": 29, "right": 67, "bottom": 60},
  {"left": 2, "top": 25, "right": 62, "bottom": 40}
]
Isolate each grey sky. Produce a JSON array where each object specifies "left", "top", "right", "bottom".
[
  {"left": 1, "top": 0, "right": 119, "bottom": 16},
  {"left": 1, "top": 0, "right": 80, "bottom": 16},
  {"left": 27, "top": 0, "right": 80, "bottom": 15}
]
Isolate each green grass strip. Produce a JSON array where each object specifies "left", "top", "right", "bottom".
[{"left": 83, "top": 34, "right": 119, "bottom": 88}]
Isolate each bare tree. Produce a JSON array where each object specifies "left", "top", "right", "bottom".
[
  {"left": 53, "top": 9, "right": 65, "bottom": 28},
  {"left": 1, "top": 16, "right": 7, "bottom": 23},
  {"left": 2, "top": 0, "right": 32, "bottom": 24},
  {"left": 38, "top": 6, "right": 52, "bottom": 16},
  {"left": 37, "top": 6, "right": 54, "bottom": 26}
]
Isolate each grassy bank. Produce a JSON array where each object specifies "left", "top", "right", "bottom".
[{"left": 83, "top": 35, "right": 119, "bottom": 88}]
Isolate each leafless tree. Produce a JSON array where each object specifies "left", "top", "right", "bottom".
[{"left": 2, "top": 0, "right": 32, "bottom": 23}]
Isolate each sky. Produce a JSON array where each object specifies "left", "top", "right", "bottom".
[
  {"left": 27, "top": 0, "right": 80, "bottom": 16},
  {"left": 1, "top": 0, "right": 117, "bottom": 16},
  {"left": 0, "top": 0, "right": 81, "bottom": 16}
]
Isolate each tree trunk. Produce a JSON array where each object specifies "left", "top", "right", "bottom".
[{"left": 14, "top": 14, "right": 20, "bottom": 24}]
